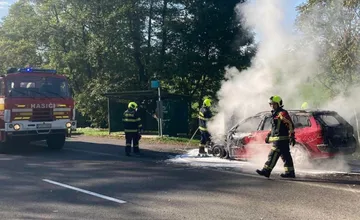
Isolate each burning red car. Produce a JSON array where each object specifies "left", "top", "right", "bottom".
[{"left": 210, "top": 110, "right": 359, "bottom": 162}]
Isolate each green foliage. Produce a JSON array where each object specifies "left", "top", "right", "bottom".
[
  {"left": 74, "top": 127, "right": 198, "bottom": 146},
  {"left": 296, "top": 0, "right": 360, "bottom": 96},
  {"left": 0, "top": 0, "right": 254, "bottom": 128}
]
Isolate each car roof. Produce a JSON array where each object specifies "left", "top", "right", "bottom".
[{"left": 254, "top": 109, "right": 338, "bottom": 117}]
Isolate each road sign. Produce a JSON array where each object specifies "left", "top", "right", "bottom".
[{"left": 151, "top": 80, "right": 160, "bottom": 88}]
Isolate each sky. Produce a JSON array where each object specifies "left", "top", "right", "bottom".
[
  {"left": 0, "top": 0, "right": 16, "bottom": 19},
  {"left": 284, "top": 0, "right": 307, "bottom": 27}
]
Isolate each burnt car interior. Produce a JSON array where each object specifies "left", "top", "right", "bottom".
[{"left": 234, "top": 116, "right": 263, "bottom": 133}]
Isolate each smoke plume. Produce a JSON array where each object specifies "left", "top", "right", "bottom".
[
  {"left": 208, "top": 0, "right": 320, "bottom": 141},
  {"left": 207, "top": 0, "right": 360, "bottom": 173}
]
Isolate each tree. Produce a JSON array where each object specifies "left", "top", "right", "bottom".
[
  {"left": 0, "top": 0, "right": 255, "bottom": 129},
  {"left": 296, "top": 0, "right": 360, "bottom": 96}
]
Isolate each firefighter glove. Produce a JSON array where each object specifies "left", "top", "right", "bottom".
[
  {"left": 265, "top": 133, "right": 271, "bottom": 144},
  {"left": 290, "top": 133, "right": 296, "bottom": 146}
]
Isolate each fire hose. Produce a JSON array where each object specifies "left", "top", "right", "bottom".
[{"left": 185, "top": 127, "right": 199, "bottom": 150}]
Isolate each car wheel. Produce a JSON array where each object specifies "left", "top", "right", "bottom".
[
  {"left": 212, "top": 145, "right": 224, "bottom": 157},
  {"left": 221, "top": 148, "right": 230, "bottom": 159},
  {"left": 290, "top": 144, "right": 311, "bottom": 166}
]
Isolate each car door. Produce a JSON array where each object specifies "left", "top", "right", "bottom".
[
  {"left": 235, "top": 115, "right": 264, "bottom": 145},
  {"left": 247, "top": 114, "right": 272, "bottom": 145},
  {"left": 291, "top": 113, "right": 313, "bottom": 144},
  {"left": 230, "top": 115, "right": 264, "bottom": 159}
]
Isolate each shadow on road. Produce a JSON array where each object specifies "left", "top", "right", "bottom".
[
  {"left": 0, "top": 138, "right": 269, "bottom": 219},
  {"left": 2, "top": 139, "right": 178, "bottom": 161}
]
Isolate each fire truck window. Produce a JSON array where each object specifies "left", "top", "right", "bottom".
[
  {"left": 20, "top": 82, "right": 35, "bottom": 88},
  {"left": 6, "top": 76, "right": 71, "bottom": 98}
]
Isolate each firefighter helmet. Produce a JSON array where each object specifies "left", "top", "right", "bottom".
[
  {"left": 128, "top": 102, "right": 138, "bottom": 109},
  {"left": 301, "top": 102, "right": 308, "bottom": 110},
  {"left": 203, "top": 98, "right": 212, "bottom": 107},
  {"left": 269, "top": 95, "right": 283, "bottom": 107}
]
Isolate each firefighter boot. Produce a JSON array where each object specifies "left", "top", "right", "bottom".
[
  {"left": 198, "top": 146, "right": 207, "bottom": 157},
  {"left": 125, "top": 146, "right": 131, "bottom": 157},
  {"left": 256, "top": 169, "right": 271, "bottom": 178},
  {"left": 133, "top": 147, "right": 141, "bottom": 156},
  {"left": 280, "top": 172, "right": 296, "bottom": 178}
]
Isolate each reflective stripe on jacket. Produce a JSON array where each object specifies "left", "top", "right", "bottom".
[
  {"left": 198, "top": 106, "right": 212, "bottom": 131},
  {"left": 122, "top": 109, "right": 142, "bottom": 133}
]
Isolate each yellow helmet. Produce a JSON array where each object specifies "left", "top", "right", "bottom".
[
  {"left": 203, "top": 98, "right": 212, "bottom": 107},
  {"left": 269, "top": 95, "right": 283, "bottom": 107},
  {"left": 128, "top": 101, "right": 138, "bottom": 109},
  {"left": 301, "top": 102, "right": 308, "bottom": 110}
]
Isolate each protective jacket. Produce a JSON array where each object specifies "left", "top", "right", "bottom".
[
  {"left": 198, "top": 106, "right": 212, "bottom": 131},
  {"left": 122, "top": 109, "right": 142, "bottom": 133},
  {"left": 267, "top": 108, "right": 295, "bottom": 142}
]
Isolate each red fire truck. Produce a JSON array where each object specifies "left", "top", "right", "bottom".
[{"left": 0, "top": 67, "right": 77, "bottom": 152}]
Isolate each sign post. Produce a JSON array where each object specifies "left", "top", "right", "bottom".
[{"left": 151, "top": 80, "right": 163, "bottom": 137}]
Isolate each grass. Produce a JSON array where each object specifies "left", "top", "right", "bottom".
[{"left": 72, "top": 127, "right": 199, "bottom": 146}]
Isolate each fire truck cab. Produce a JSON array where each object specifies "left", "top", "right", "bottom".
[{"left": 0, "top": 67, "right": 77, "bottom": 152}]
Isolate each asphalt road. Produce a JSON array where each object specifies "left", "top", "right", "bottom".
[{"left": 0, "top": 136, "right": 359, "bottom": 220}]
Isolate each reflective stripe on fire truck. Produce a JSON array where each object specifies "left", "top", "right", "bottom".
[
  {"left": 12, "top": 108, "right": 71, "bottom": 112},
  {"left": 14, "top": 117, "right": 30, "bottom": 120},
  {"left": 12, "top": 108, "right": 32, "bottom": 112},
  {"left": 54, "top": 108, "right": 71, "bottom": 112},
  {"left": 56, "top": 116, "right": 70, "bottom": 118}
]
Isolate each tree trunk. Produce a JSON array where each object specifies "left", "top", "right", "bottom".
[
  {"left": 146, "top": 0, "right": 154, "bottom": 78},
  {"left": 160, "top": 0, "right": 168, "bottom": 75},
  {"left": 128, "top": 2, "right": 146, "bottom": 84}
]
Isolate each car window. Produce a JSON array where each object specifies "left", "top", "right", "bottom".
[
  {"left": 263, "top": 117, "right": 272, "bottom": 130},
  {"left": 263, "top": 114, "right": 311, "bottom": 130},
  {"left": 319, "top": 115, "right": 341, "bottom": 126},
  {"left": 236, "top": 116, "right": 262, "bottom": 132},
  {"left": 292, "top": 115, "right": 311, "bottom": 128}
]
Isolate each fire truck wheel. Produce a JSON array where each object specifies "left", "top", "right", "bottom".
[{"left": 47, "top": 134, "right": 66, "bottom": 150}]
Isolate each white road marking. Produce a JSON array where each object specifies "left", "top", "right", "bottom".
[{"left": 43, "top": 179, "right": 127, "bottom": 204}]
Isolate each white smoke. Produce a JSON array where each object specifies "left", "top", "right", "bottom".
[
  {"left": 207, "top": 0, "right": 360, "bottom": 172},
  {"left": 208, "top": 0, "right": 320, "bottom": 141}
]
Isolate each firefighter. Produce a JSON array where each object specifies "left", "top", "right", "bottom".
[
  {"left": 198, "top": 98, "right": 213, "bottom": 156},
  {"left": 256, "top": 95, "right": 296, "bottom": 178},
  {"left": 122, "top": 101, "right": 143, "bottom": 156}
]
